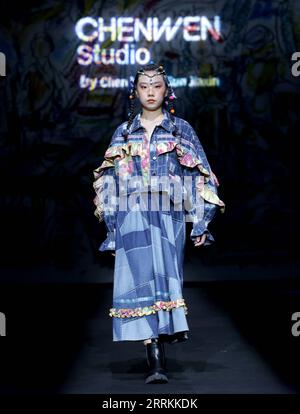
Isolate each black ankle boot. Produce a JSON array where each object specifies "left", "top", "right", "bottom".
[{"left": 145, "top": 339, "right": 168, "bottom": 384}]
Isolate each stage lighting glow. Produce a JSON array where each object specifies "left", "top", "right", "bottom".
[
  {"left": 75, "top": 15, "right": 222, "bottom": 90},
  {"left": 189, "top": 76, "right": 220, "bottom": 87},
  {"left": 75, "top": 16, "right": 221, "bottom": 43},
  {"left": 77, "top": 44, "right": 150, "bottom": 66},
  {"left": 75, "top": 16, "right": 222, "bottom": 67},
  {"left": 79, "top": 74, "right": 220, "bottom": 91},
  {"left": 79, "top": 74, "right": 129, "bottom": 90}
]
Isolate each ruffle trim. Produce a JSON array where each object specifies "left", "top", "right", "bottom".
[
  {"left": 92, "top": 144, "right": 123, "bottom": 222},
  {"left": 156, "top": 141, "right": 211, "bottom": 177},
  {"left": 195, "top": 175, "right": 226, "bottom": 213},
  {"left": 92, "top": 170, "right": 105, "bottom": 222},
  {"left": 109, "top": 298, "right": 188, "bottom": 318},
  {"left": 94, "top": 141, "right": 210, "bottom": 176},
  {"left": 93, "top": 140, "right": 226, "bottom": 220},
  {"left": 130, "top": 141, "right": 225, "bottom": 213},
  {"left": 199, "top": 186, "right": 225, "bottom": 213}
]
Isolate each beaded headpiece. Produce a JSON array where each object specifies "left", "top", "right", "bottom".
[{"left": 137, "top": 65, "right": 166, "bottom": 85}]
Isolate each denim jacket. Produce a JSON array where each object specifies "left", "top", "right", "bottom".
[{"left": 93, "top": 107, "right": 225, "bottom": 251}]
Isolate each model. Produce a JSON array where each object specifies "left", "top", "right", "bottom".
[{"left": 93, "top": 61, "right": 225, "bottom": 384}]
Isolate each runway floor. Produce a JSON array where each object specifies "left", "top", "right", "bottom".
[{"left": 1, "top": 276, "right": 300, "bottom": 395}]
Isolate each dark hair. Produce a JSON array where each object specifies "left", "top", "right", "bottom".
[{"left": 122, "top": 61, "right": 178, "bottom": 140}]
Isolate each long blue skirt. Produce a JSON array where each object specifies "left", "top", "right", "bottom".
[{"left": 110, "top": 191, "right": 189, "bottom": 342}]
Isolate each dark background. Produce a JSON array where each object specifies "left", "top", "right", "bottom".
[
  {"left": 0, "top": 0, "right": 299, "bottom": 272},
  {"left": 0, "top": 0, "right": 300, "bottom": 396}
]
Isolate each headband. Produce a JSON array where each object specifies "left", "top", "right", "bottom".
[{"left": 129, "top": 64, "right": 177, "bottom": 99}]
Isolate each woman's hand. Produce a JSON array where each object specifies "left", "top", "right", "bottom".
[
  {"left": 193, "top": 234, "right": 207, "bottom": 247},
  {"left": 111, "top": 252, "right": 116, "bottom": 256}
]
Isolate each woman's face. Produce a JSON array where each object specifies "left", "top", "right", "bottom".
[{"left": 135, "top": 71, "right": 168, "bottom": 112}]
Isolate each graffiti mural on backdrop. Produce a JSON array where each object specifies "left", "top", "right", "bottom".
[{"left": 0, "top": 0, "right": 299, "bottom": 268}]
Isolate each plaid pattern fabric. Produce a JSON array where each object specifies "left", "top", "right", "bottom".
[
  {"left": 93, "top": 108, "right": 225, "bottom": 341},
  {"left": 93, "top": 107, "right": 225, "bottom": 251}
]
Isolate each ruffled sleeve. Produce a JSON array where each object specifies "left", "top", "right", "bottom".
[
  {"left": 177, "top": 123, "right": 225, "bottom": 246},
  {"left": 93, "top": 130, "right": 123, "bottom": 251}
]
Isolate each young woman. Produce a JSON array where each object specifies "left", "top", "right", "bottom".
[{"left": 93, "top": 61, "right": 225, "bottom": 384}]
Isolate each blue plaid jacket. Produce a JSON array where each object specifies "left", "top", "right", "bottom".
[{"left": 93, "top": 107, "right": 225, "bottom": 251}]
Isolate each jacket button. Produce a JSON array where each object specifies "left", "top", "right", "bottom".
[{"left": 152, "top": 156, "right": 157, "bottom": 160}]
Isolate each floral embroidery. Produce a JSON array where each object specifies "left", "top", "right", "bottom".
[
  {"left": 155, "top": 141, "right": 212, "bottom": 179},
  {"left": 140, "top": 139, "right": 151, "bottom": 184},
  {"left": 103, "top": 145, "right": 124, "bottom": 164},
  {"left": 156, "top": 141, "right": 177, "bottom": 155},
  {"left": 117, "top": 157, "right": 134, "bottom": 178},
  {"left": 109, "top": 298, "right": 188, "bottom": 318},
  {"left": 174, "top": 143, "right": 210, "bottom": 177},
  {"left": 129, "top": 141, "right": 144, "bottom": 156}
]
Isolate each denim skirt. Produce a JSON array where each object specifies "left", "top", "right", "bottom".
[{"left": 110, "top": 190, "right": 189, "bottom": 342}]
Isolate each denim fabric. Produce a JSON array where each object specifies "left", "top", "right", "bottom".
[{"left": 94, "top": 107, "right": 225, "bottom": 250}]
